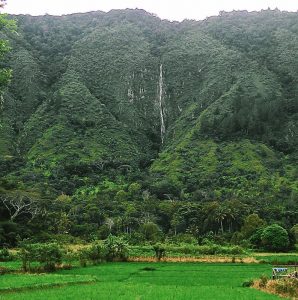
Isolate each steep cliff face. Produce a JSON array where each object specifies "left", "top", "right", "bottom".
[{"left": 0, "top": 9, "right": 297, "bottom": 203}]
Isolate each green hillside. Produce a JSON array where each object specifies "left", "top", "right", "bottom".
[{"left": 0, "top": 9, "right": 297, "bottom": 245}]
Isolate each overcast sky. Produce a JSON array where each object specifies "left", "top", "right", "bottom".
[{"left": 4, "top": 0, "right": 298, "bottom": 21}]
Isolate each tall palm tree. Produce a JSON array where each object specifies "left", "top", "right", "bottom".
[{"left": 215, "top": 206, "right": 227, "bottom": 234}]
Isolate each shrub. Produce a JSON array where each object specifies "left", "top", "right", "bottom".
[
  {"left": 85, "top": 242, "right": 107, "bottom": 265},
  {"left": 77, "top": 237, "right": 129, "bottom": 265},
  {"left": 128, "top": 245, "right": 154, "bottom": 257},
  {"left": 241, "top": 214, "right": 266, "bottom": 239},
  {"left": 35, "top": 243, "right": 63, "bottom": 272},
  {"left": 130, "top": 243, "right": 245, "bottom": 258},
  {"left": 125, "top": 232, "right": 145, "bottom": 245},
  {"left": 0, "top": 248, "right": 12, "bottom": 262},
  {"left": 170, "top": 234, "right": 197, "bottom": 244},
  {"left": 259, "top": 275, "right": 269, "bottom": 288},
  {"left": 153, "top": 243, "right": 166, "bottom": 261},
  {"left": 63, "top": 248, "right": 76, "bottom": 265},
  {"left": 249, "top": 228, "right": 264, "bottom": 249},
  {"left": 0, "top": 266, "right": 10, "bottom": 275},
  {"left": 230, "top": 232, "right": 244, "bottom": 245},
  {"left": 261, "top": 224, "right": 289, "bottom": 252},
  {"left": 198, "top": 245, "right": 219, "bottom": 255},
  {"left": 229, "top": 246, "right": 244, "bottom": 255},
  {"left": 104, "top": 235, "right": 129, "bottom": 262},
  {"left": 19, "top": 242, "right": 63, "bottom": 272},
  {"left": 19, "top": 243, "right": 36, "bottom": 272},
  {"left": 0, "top": 221, "right": 19, "bottom": 247},
  {"left": 291, "top": 224, "right": 298, "bottom": 241},
  {"left": 275, "top": 278, "right": 298, "bottom": 297},
  {"left": 139, "top": 222, "right": 162, "bottom": 242},
  {"left": 77, "top": 248, "right": 88, "bottom": 267}
]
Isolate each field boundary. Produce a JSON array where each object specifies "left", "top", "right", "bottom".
[
  {"left": 0, "top": 278, "right": 98, "bottom": 294},
  {"left": 128, "top": 256, "right": 258, "bottom": 263}
]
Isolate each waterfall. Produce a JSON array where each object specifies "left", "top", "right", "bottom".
[{"left": 158, "top": 64, "right": 166, "bottom": 144}]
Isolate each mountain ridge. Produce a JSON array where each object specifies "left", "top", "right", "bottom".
[{"left": 0, "top": 8, "right": 297, "bottom": 211}]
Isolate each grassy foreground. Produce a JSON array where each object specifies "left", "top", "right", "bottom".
[{"left": 0, "top": 262, "right": 284, "bottom": 300}]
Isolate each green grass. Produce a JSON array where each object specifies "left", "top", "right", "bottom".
[
  {"left": 129, "top": 244, "right": 246, "bottom": 258},
  {"left": 0, "top": 261, "right": 22, "bottom": 270},
  {"left": 255, "top": 254, "right": 298, "bottom": 265},
  {"left": 0, "top": 262, "right": 284, "bottom": 299},
  {"left": 0, "top": 274, "right": 96, "bottom": 292}
]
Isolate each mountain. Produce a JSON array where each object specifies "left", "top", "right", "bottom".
[{"left": 0, "top": 9, "right": 297, "bottom": 243}]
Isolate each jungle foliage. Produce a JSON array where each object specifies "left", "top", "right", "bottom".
[{"left": 0, "top": 9, "right": 297, "bottom": 248}]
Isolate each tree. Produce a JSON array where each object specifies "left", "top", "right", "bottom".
[
  {"left": 104, "top": 217, "right": 114, "bottom": 233},
  {"left": 241, "top": 214, "right": 266, "bottom": 239},
  {"left": 139, "top": 222, "right": 161, "bottom": 242},
  {"left": 1, "top": 193, "right": 40, "bottom": 221},
  {"left": 214, "top": 206, "right": 227, "bottom": 234},
  {"left": 104, "top": 235, "right": 129, "bottom": 262},
  {"left": 0, "top": 1, "right": 15, "bottom": 93},
  {"left": 128, "top": 182, "right": 141, "bottom": 199},
  {"left": 153, "top": 243, "right": 166, "bottom": 261},
  {"left": 261, "top": 224, "right": 289, "bottom": 252},
  {"left": 290, "top": 224, "right": 298, "bottom": 242},
  {"left": 19, "top": 242, "right": 62, "bottom": 272},
  {"left": 0, "top": 0, "right": 15, "bottom": 167}
]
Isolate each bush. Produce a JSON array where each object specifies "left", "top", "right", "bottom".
[
  {"left": 77, "top": 236, "right": 129, "bottom": 265},
  {"left": 153, "top": 243, "right": 166, "bottom": 261},
  {"left": 229, "top": 246, "right": 244, "bottom": 255},
  {"left": 0, "top": 266, "right": 9, "bottom": 275},
  {"left": 125, "top": 232, "right": 145, "bottom": 245},
  {"left": 0, "top": 221, "right": 19, "bottom": 247},
  {"left": 19, "top": 242, "right": 63, "bottom": 272},
  {"left": 38, "top": 243, "right": 63, "bottom": 271},
  {"left": 230, "top": 232, "right": 244, "bottom": 245},
  {"left": 259, "top": 275, "right": 269, "bottom": 288},
  {"left": 88, "top": 242, "right": 107, "bottom": 264},
  {"left": 130, "top": 243, "right": 246, "bottom": 258},
  {"left": 261, "top": 224, "right": 289, "bottom": 252},
  {"left": 241, "top": 214, "right": 266, "bottom": 239},
  {"left": 77, "top": 248, "right": 88, "bottom": 267},
  {"left": 249, "top": 228, "right": 264, "bottom": 249},
  {"left": 170, "top": 234, "right": 197, "bottom": 244},
  {"left": 0, "top": 248, "right": 12, "bottom": 262},
  {"left": 129, "top": 245, "right": 154, "bottom": 257},
  {"left": 19, "top": 243, "right": 36, "bottom": 272},
  {"left": 139, "top": 222, "right": 162, "bottom": 242},
  {"left": 104, "top": 235, "right": 129, "bottom": 262},
  {"left": 275, "top": 278, "right": 298, "bottom": 297},
  {"left": 80, "top": 242, "right": 107, "bottom": 265}
]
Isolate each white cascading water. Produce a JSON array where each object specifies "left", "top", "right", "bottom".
[{"left": 158, "top": 64, "right": 166, "bottom": 144}]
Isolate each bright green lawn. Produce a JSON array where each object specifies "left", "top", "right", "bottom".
[{"left": 0, "top": 263, "right": 284, "bottom": 299}]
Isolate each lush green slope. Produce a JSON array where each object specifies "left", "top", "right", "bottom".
[{"left": 0, "top": 9, "right": 297, "bottom": 243}]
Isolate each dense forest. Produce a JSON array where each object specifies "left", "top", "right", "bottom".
[{"left": 0, "top": 9, "right": 297, "bottom": 249}]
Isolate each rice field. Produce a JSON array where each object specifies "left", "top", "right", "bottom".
[
  {"left": 0, "top": 262, "right": 285, "bottom": 299},
  {"left": 254, "top": 254, "right": 298, "bottom": 265}
]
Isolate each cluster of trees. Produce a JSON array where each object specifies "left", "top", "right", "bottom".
[
  {"left": 18, "top": 236, "right": 129, "bottom": 272},
  {"left": 0, "top": 187, "right": 296, "bottom": 252},
  {"left": 0, "top": 0, "right": 14, "bottom": 94}
]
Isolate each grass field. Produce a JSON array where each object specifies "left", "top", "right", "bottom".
[
  {"left": 254, "top": 254, "right": 298, "bottom": 265},
  {"left": 0, "top": 262, "right": 285, "bottom": 299}
]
